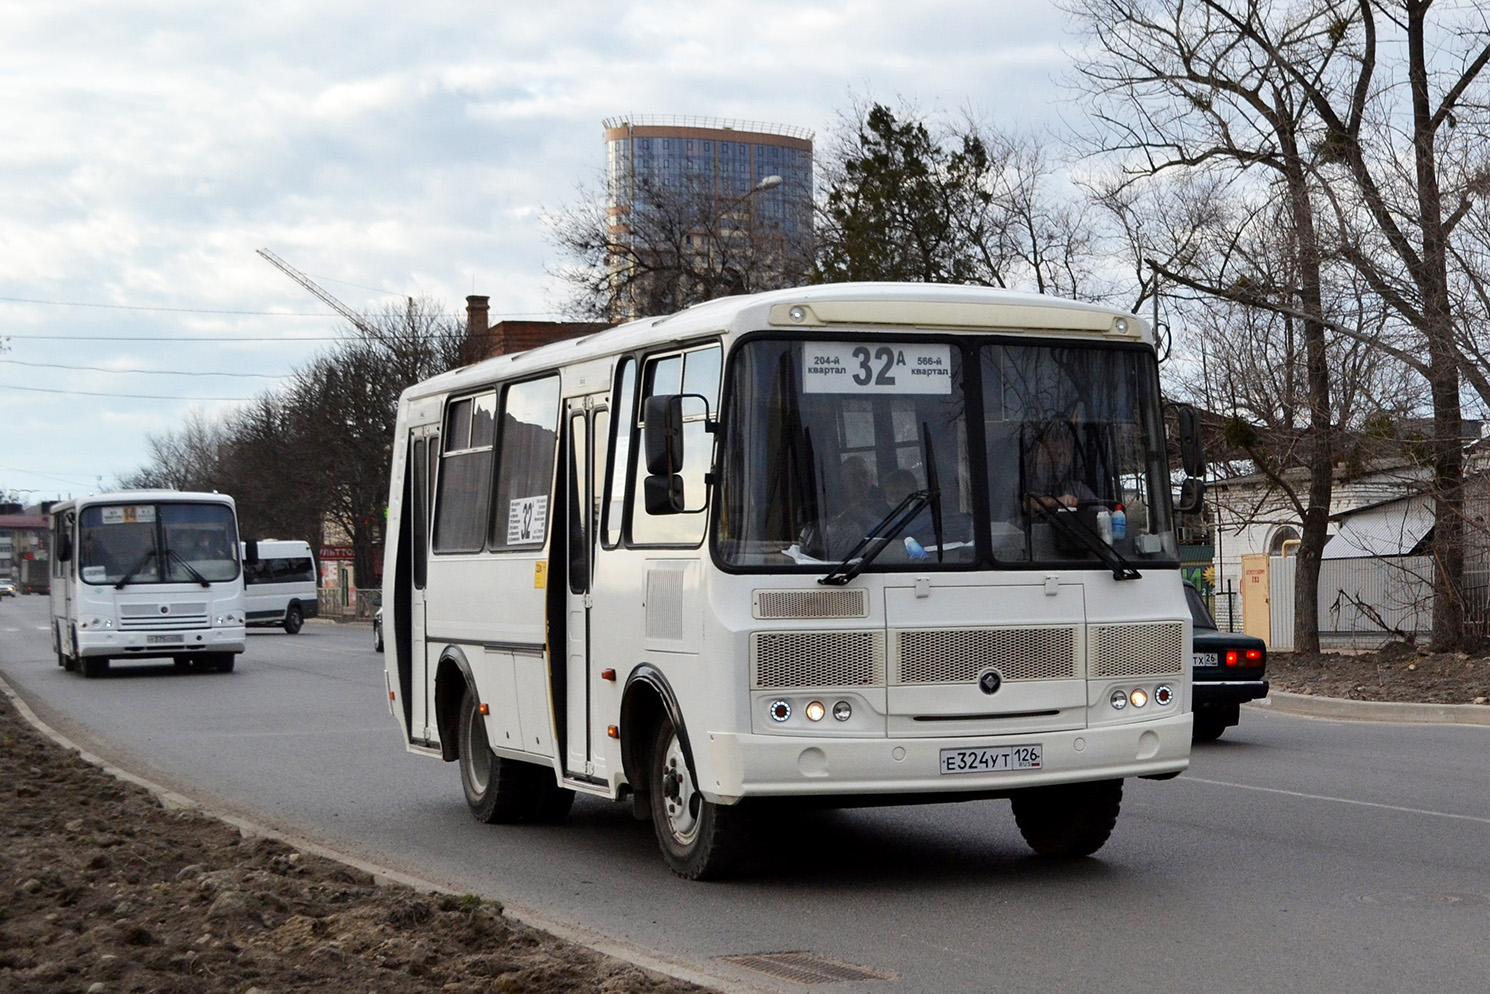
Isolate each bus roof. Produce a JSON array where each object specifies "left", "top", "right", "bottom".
[
  {"left": 49, "top": 491, "right": 238, "bottom": 514},
  {"left": 402, "top": 283, "right": 1151, "bottom": 404}
]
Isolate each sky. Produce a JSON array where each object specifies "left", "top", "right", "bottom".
[{"left": 0, "top": 0, "right": 1076, "bottom": 503}]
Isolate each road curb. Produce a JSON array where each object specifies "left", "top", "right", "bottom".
[
  {"left": 1251, "top": 690, "right": 1490, "bottom": 726},
  {"left": 0, "top": 674, "right": 766, "bottom": 994}
]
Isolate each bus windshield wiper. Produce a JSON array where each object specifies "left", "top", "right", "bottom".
[
  {"left": 165, "top": 548, "right": 212, "bottom": 587},
  {"left": 114, "top": 548, "right": 158, "bottom": 589},
  {"left": 819, "top": 487, "right": 938, "bottom": 586},
  {"left": 1033, "top": 502, "right": 1141, "bottom": 581}
]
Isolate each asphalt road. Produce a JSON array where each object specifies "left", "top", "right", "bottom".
[{"left": 3, "top": 592, "right": 1489, "bottom": 994}]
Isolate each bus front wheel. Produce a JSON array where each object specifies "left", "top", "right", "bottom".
[
  {"left": 457, "top": 688, "right": 573, "bottom": 824},
  {"left": 1010, "top": 779, "right": 1123, "bottom": 858},
  {"left": 81, "top": 656, "right": 109, "bottom": 679},
  {"left": 647, "top": 717, "right": 749, "bottom": 880}
]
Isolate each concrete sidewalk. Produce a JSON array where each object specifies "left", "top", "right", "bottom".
[{"left": 1252, "top": 691, "right": 1490, "bottom": 726}]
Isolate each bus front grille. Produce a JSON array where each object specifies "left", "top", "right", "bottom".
[
  {"left": 753, "top": 588, "right": 869, "bottom": 620},
  {"left": 1089, "top": 622, "right": 1185, "bottom": 676},
  {"left": 751, "top": 630, "right": 885, "bottom": 688},
  {"left": 894, "top": 626, "right": 1078, "bottom": 684},
  {"left": 119, "top": 602, "right": 211, "bottom": 630}
]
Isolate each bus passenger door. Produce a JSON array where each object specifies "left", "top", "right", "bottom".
[
  {"left": 407, "top": 429, "right": 438, "bottom": 744},
  {"left": 563, "top": 396, "right": 607, "bottom": 778}
]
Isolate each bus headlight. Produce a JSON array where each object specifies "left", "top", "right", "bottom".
[
  {"left": 1155, "top": 685, "right": 1174, "bottom": 706},
  {"left": 832, "top": 700, "right": 852, "bottom": 722},
  {"left": 1109, "top": 689, "right": 1128, "bottom": 710},
  {"left": 804, "top": 701, "right": 825, "bottom": 722},
  {"left": 1129, "top": 688, "right": 1148, "bottom": 708},
  {"left": 768, "top": 700, "right": 792, "bottom": 722}
]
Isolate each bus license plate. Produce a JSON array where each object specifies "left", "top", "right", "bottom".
[
  {"left": 939, "top": 744, "right": 1042, "bottom": 775},
  {"left": 146, "top": 634, "right": 178, "bottom": 645}
]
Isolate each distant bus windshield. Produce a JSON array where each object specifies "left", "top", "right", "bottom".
[{"left": 78, "top": 501, "right": 241, "bottom": 586}]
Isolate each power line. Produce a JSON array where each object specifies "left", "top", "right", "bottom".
[
  {"left": 0, "top": 359, "right": 287, "bottom": 378},
  {"left": 0, "top": 382, "right": 255, "bottom": 401},
  {"left": 0, "top": 295, "right": 333, "bottom": 316},
  {"left": 2, "top": 334, "right": 347, "bottom": 342}
]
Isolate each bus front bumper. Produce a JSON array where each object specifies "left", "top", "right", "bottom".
[
  {"left": 75, "top": 626, "right": 247, "bottom": 658},
  {"left": 695, "top": 712, "right": 1192, "bottom": 803}
]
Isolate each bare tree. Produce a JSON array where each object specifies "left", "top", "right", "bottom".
[{"left": 547, "top": 170, "right": 810, "bottom": 321}]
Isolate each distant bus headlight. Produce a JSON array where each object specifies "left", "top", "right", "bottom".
[
  {"left": 1129, "top": 688, "right": 1149, "bottom": 708},
  {"left": 832, "top": 701, "right": 852, "bottom": 722},
  {"left": 1110, "top": 690, "right": 1128, "bottom": 710},
  {"left": 1155, "top": 684, "right": 1174, "bottom": 706},
  {"left": 805, "top": 701, "right": 826, "bottom": 722},
  {"left": 769, "top": 700, "right": 792, "bottom": 722}
]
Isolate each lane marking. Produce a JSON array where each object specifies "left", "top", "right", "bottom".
[{"left": 1186, "top": 776, "right": 1490, "bottom": 826}]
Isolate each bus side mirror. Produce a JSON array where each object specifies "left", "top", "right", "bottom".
[
  {"left": 644, "top": 474, "right": 686, "bottom": 515},
  {"left": 1177, "top": 404, "right": 1206, "bottom": 477},
  {"left": 1176, "top": 477, "right": 1206, "bottom": 514},
  {"left": 58, "top": 536, "right": 72, "bottom": 562},
  {"left": 244, "top": 540, "right": 259, "bottom": 565},
  {"left": 644, "top": 395, "right": 685, "bottom": 475}
]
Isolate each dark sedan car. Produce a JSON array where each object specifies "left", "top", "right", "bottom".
[{"left": 1187, "top": 582, "right": 1268, "bottom": 741}]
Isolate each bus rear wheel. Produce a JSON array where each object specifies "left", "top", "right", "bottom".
[
  {"left": 457, "top": 688, "right": 573, "bottom": 824},
  {"left": 1010, "top": 779, "right": 1123, "bottom": 858},
  {"left": 283, "top": 603, "right": 303, "bottom": 634},
  {"left": 647, "top": 717, "right": 750, "bottom": 880}
]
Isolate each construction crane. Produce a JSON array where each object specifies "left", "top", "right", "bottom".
[{"left": 256, "top": 248, "right": 375, "bottom": 336}]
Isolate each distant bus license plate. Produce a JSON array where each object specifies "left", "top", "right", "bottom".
[
  {"left": 939, "top": 744, "right": 1041, "bottom": 775},
  {"left": 146, "top": 635, "right": 178, "bottom": 645}
]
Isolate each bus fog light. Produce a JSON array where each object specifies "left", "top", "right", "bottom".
[
  {"left": 1155, "top": 684, "right": 1174, "bottom": 706},
  {"left": 805, "top": 701, "right": 825, "bottom": 722},
  {"left": 768, "top": 700, "right": 792, "bottom": 722},
  {"left": 1110, "top": 690, "right": 1128, "bottom": 710},
  {"left": 1129, "top": 688, "right": 1148, "bottom": 708},
  {"left": 832, "top": 700, "right": 852, "bottom": 721}
]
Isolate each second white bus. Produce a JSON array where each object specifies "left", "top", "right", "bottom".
[
  {"left": 383, "top": 283, "right": 1201, "bottom": 878},
  {"left": 50, "top": 490, "right": 247, "bottom": 677},
  {"left": 242, "top": 539, "right": 319, "bottom": 633}
]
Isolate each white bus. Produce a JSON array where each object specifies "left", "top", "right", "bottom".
[
  {"left": 50, "top": 491, "right": 247, "bottom": 677},
  {"left": 382, "top": 283, "right": 1203, "bottom": 878},
  {"left": 241, "top": 539, "right": 319, "bottom": 633}
]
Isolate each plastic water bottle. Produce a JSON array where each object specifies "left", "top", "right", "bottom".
[
  {"left": 1096, "top": 506, "right": 1113, "bottom": 544},
  {"left": 904, "top": 536, "right": 928, "bottom": 560},
  {"left": 1111, "top": 503, "right": 1127, "bottom": 541}
]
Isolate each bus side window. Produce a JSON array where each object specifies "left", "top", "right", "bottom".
[
  {"left": 489, "top": 375, "right": 562, "bottom": 551},
  {"left": 630, "top": 344, "right": 720, "bottom": 546},
  {"left": 602, "top": 358, "right": 636, "bottom": 548},
  {"left": 433, "top": 393, "right": 495, "bottom": 553}
]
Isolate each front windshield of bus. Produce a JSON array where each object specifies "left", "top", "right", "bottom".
[
  {"left": 78, "top": 502, "right": 241, "bottom": 586},
  {"left": 714, "top": 336, "right": 1177, "bottom": 572}
]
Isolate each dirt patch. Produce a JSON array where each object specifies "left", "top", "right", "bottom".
[
  {"left": 0, "top": 694, "right": 709, "bottom": 994},
  {"left": 1268, "top": 643, "right": 1490, "bottom": 705}
]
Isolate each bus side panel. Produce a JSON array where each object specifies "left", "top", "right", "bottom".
[{"left": 471, "top": 647, "right": 525, "bottom": 755}]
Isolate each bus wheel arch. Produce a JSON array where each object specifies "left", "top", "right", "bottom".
[
  {"left": 620, "top": 665, "right": 692, "bottom": 813},
  {"left": 433, "top": 648, "right": 474, "bottom": 763}
]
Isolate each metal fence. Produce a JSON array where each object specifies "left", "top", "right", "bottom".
[{"left": 1268, "top": 552, "right": 1490, "bottom": 650}]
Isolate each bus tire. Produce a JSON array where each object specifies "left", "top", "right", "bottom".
[
  {"left": 647, "top": 716, "right": 749, "bottom": 880},
  {"left": 283, "top": 603, "right": 304, "bottom": 635},
  {"left": 458, "top": 687, "right": 572, "bottom": 824},
  {"left": 1010, "top": 779, "right": 1122, "bottom": 858},
  {"left": 214, "top": 653, "right": 236, "bottom": 673},
  {"left": 81, "top": 656, "right": 109, "bottom": 679}
]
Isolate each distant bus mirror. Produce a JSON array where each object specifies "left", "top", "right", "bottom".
[
  {"left": 58, "top": 535, "right": 72, "bottom": 562},
  {"left": 1177, "top": 404, "right": 1206, "bottom": 477},
  {"left": 644, "top": 394, "right": 685, "bottom": 475},
  {"left": 244, "top": 540, "right": 259, "bottom": 565},
  {"left": 1176, "top": 477, "right": 1206, "bottom": 515}
]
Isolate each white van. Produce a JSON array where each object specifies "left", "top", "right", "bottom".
[{"left": 242, "top": 540, "right": 318, "bottom": 634}]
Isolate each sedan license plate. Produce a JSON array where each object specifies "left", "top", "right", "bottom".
[
  {"left": 939, "top": 744, "right": 1041, "bottom": 775},
  {"left": 146, "top": 634, "right": 179, "bottom": 645},
  {"left": 1191, "top": 652, "right": 1213, "bottom": 668}
]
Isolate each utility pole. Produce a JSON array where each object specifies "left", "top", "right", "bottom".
[{"left": 256, "top": 248, "right": 374, "bottom": 336}]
